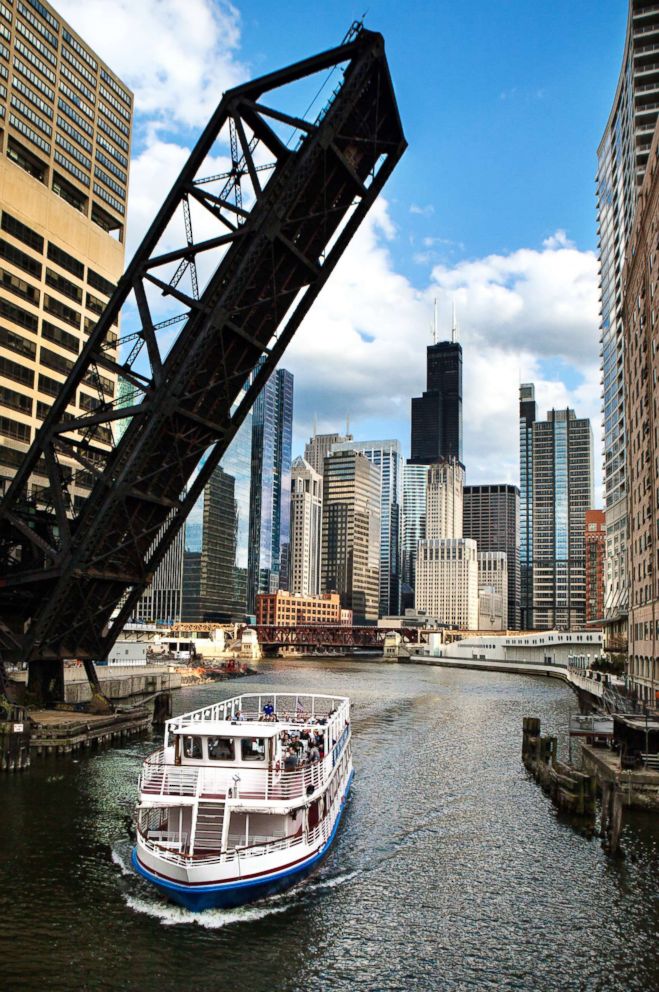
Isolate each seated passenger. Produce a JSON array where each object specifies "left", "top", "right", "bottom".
[{"left": 309, "top": 745, "right": 320, "bottom": 763}]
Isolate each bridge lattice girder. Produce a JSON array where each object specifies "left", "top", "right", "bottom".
[
  {"left": 0, "top": 28, "right": 406, "bottom": 697},
  {"left": 256, "top": 625, "right": 428, "bottom": 649}
]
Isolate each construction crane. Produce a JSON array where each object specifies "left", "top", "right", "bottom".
[{"left": 0, "top": 26, "right": 406, "bottom": 704}]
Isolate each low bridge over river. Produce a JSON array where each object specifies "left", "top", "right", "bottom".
[{"left": 255, "top": 625, "right": 431, "bottom": 654}]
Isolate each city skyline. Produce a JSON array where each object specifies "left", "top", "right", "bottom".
[{"left": 50, "top": 0, "right": 631, "bottom": 502}]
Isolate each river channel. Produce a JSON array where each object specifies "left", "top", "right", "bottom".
[{"left": 1, "top": 659, "right": 657, "bottom": 992}]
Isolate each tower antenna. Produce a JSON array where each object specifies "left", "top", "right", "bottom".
[
  {"left": 451, "top": 298, "right": 458, "bottom": 343},
  {"left": 432, "top": 297, "right": 438, "bottom": 345}
]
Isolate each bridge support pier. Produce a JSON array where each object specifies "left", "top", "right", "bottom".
[{"left": 27, "top": 659, "right": 65, "bottom": 707}]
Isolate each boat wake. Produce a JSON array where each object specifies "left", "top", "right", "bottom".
[
  {"left": 124, "top": 894, "right": 292, "bottom": 928},
  {"left": 112, "top": 838, "right": 362, "bottom": 927}
]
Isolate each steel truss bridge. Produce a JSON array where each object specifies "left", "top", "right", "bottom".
[
  {"left": 256, "top": 625, "right": 430, "bottom": 652},
  {"left": 0, "top": 26, "right": 406, "bottom": 703}
]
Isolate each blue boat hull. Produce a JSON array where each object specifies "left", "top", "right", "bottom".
[{"left": 132, "top": 769, "right": 354, "bottom": 911}]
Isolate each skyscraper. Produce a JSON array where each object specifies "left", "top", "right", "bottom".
[
  {"left": 425, "top": 459, "right": 463, "bottom": 540},
  {"left": 0, "top": 0, "right": 132, "bottom": 497},
  {"left": 463, "top": 484, "right": 520, "bottom": 629},
  {"left": 401, "top": 463, "right": 428, "bottom": 610},
  {"left": 182, "top": 405, "right": 253, "bottom": 622},
  {"left": 247, "top": 367, "right": 294, "bottom": 611},
  {"left": 519, "top": 383, "right": 536, "bottom": 629},
  {"left": 531, "top": 406, "right": 594, "bottom": 631},
  {"left": 331, "top": 439, "right": 403, "bottom": 616},
  {"left": 304, "top": 430, "right": 352, "bottom": 477},
  {"left": 410, "top": 340, "right": 463, "bottom": 465},
  {"left": 415, "top": 538, "right": 478, "bottom": 629},
  {"left": 415, "top": 456, "right": 478, "bottom": 628},
  {"left": 322, "top": 449, "right": 380, "bottom": 624},
  {"left": 623, "top": 114, "right": 659, "bottom": 702},
  {"left": 596, "top": 1, "right": 659, "bottom": 637},
  {"left": 132, "top": 523, "right": 185, "bottom": 625},
  {"left": 289, "top": 456, "right": 323, "bottom": 598}
]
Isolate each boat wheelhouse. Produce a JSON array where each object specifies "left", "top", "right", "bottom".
[{"left": 132, "top": 693, "right": 353, "bottom": 911}]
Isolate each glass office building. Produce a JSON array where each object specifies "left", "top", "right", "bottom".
[
  {"left": 332, "top": 439, "right": 403, "bottom": 616},
  {"left": 247, "top": 366, "right": 294, "bottom": 612},
  {"left": 181, "top": 403, "right": 253, "bottom": 622}
]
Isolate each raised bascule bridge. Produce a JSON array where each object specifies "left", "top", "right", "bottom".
[{"left": 0, "top": 26, "right": 406, "bottom": 704}]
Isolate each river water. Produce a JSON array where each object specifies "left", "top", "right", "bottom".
[{"left": 1, "top": 659, "right": 657, "bottom": 992}]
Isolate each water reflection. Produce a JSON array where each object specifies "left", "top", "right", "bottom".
[{"left": 0, "top": 660, "right": 657, "bottom": 992}]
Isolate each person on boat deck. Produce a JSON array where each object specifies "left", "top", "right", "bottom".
[
  {"left": 308, "top": 744, "right": 320, "bottom": 763},
  {"left": 284, "top": 748, "right": 299, "bottom": 771},
  {"left": 236, "top": 710, "right": 245, "bottom": 721},
  {"left": 263, "top": 702, "right": 275, "bottom": 718}
]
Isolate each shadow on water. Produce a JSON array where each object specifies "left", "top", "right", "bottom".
[{"left": 1, "top": 659, "right": 658, "bottom": 992}]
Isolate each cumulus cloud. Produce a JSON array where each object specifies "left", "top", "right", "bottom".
[
  {"left": 54, "top": 0, "right": 601, "bottom": 497},
  {"left": 57, "top": 0, "right": 245, "bottom": 129}
]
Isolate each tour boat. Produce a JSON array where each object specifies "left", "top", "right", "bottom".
[{"left": 132, "top": 692, "right": 353, "bottom": 911}]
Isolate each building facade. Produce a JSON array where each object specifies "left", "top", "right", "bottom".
[
  {"left": 478, "top": 586, "right": 504, "bottom": 631},
  {"left": 477, "top": 551, "right": 508, "bottom": 630},
  {"left": 596, "top": 1, "right": 659, "bottom": 636},
  {"left": 247, "top": 366, "right": 293, "bottom": 611},
  {"left": 532, "top": 407, "right": 594, "bottom": 631},
  {"left": 519, "top": 383, "right": 536, "bottom": 629},
  {"left": 255, "top": 590, "right": 341, "bottom": 626},
  {"left": 410, "top": 340, "right": 463, "bottom": 465},
  {"left": 182, "top": 406, "right": 253, "bottom": 623},
  {"left": 425, "top": 458, "right": 463, "bottom": 540},
  {"left": 585, "top": 509, "right": 606, "bottom": 628},
  {"left": 289, "top": 455, "right": 322, "bottom": 598},
  {"left": 623, "top": 117, "right": 659, "bottom": 704},
  {"left": 132, "top": 523, "right": 184, "bottom": 625},
  {"left": 321, "top": 449, "right": 380, "bottom": 624},
  {"left": 331, "top": 438, "right": 403, "bottom": 616},
  {"left": 415, "top": 537, "right": 478, "bottom": 630},
  {"left": 0, "top": 0, "right": 132, "bottom": 498},
  {"left": 401, "top": 462, "right": 428, "bottom": 609},
  {"left": 303, "top": 430, "right": 352, "bottom": 477},
  {"left": 464, "top": 483, "right": 520, "bottom": 629}
]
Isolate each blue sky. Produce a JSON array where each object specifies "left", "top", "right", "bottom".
[{"left": 61, "top": 0, "right": 631, "bottom": 498}]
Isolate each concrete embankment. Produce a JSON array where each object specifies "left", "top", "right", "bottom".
[{"left": 11, "top": 665, "right": 182, "bottom": 705}]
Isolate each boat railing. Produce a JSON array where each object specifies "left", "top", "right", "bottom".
[
  {"left": 165, "top": 693, "right": 350, "bottom": 736},
  {"left": 138, "top": 778, "right": 341, "bottom": 867},
  {"left": 139, "top": 736, "right": 350, "bottom": 803}
]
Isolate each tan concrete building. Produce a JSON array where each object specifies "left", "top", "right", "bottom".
[
  {"left": 477, "top": 551, "right": 508, "bottom": 629},
  {"left": 623, "top": 113, "right": 659, "bottom": 707},
  {"left": 477, "top": 585, "right": 504, "bottom": 631},
  {"left": 415, "top": 537, "right": 478, "bottom": 630},
  {"left": 0, "top": 0, "right": 132, "bottom": 497},
  {"left": 425, "top": 458, "right": 463, "bottom": 540},
  {"left": 256, "top": 590, "right": 342, "bottom": 626},
  {"left": 321, "top": 448, "right": 380, "bottom": 624},
  {"left": 289, "top": 455, "right": 322, "bottom": 597}
]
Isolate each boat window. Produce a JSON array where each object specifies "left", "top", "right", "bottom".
[
  {"left": 207, "top": 737, "right": 235, "bottom": 761},
  {"left": 182, "top": 736, "right": 202, "bottom": 759},
  {"left": 241, "top": 738, "right": 266, "bottom": 762}
]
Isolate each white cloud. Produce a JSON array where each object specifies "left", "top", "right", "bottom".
[
  {"left": 57, "top": 0, "right": 245, "bottom": 129},
  {"left": 55, "top": 0, "right": 602, "bottom": 499}
]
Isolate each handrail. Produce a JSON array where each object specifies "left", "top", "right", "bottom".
[
  {"left": 140, "top": 734, "right": 350, "bottom": 803},
  {"left": 137, "top": 763, "right": 348, "bottom": 867},
  {"left": 164, "top": 692, "right": 350, "bottom": 738}
]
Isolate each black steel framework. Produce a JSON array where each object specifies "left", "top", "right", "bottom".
[{"left": 0, "top": 27, "right": 406, "bottom": 702}]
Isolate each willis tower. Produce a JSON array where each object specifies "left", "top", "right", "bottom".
[{"left": 409, "top": 334, "right": 463, "bottom": 466}]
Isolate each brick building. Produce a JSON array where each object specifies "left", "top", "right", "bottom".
[{"left": 256, "top": 590, "right": 342, "bottom": 626}]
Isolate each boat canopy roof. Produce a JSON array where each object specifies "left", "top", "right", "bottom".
[{"left": 173, "top": 720, "right": 282, "bottom": 738}]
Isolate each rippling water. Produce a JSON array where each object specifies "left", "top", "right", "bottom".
[{"left": 1, "top": 660, "right": 657, "bottom": 992}]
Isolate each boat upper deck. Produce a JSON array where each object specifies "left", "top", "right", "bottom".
[{"left": 139, "top": 693, "right": 351, "bottom": 809}]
